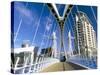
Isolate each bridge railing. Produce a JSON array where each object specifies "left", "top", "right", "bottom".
[
  {"left": 11, "top": 56, "right": 59, "bottom": 74},
  {"left": 67, "top": 55, "right": 97, "bottom": 69}
]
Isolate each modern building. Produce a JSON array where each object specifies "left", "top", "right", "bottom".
[
  {"left": 52, "top": 32, "right": 58, "bottom": 58},
  {"left": 33, "top": 47, "right": 39, "bottom": 62},
  {"left": 21, "top": 40, "right": 30, "bottom": 48},
  {"left": 74, "top": 11, "right": 97, "bottom": 58},
  {"left": 40, "top": 32, "right": 58, "bottom": 58},
  {"left": 41, "top": 47, "right": 52, "bottom": 57},
  {"left": 11, "top": 41, "right": 39, "bottom": 68},
  {"left": 67, "top": 31, "right": 73, "bottom": 57}
]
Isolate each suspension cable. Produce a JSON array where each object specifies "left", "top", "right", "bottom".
[
  {"left": 31, "top": 4, "right": 45, "bottom": 45},
  {"left": 14, "top": 3, "right": 28, "bottom": 42}
]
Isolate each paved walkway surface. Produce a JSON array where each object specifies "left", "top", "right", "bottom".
[{"left": 41, "top": 62, "right": 87, "bottom": 72}]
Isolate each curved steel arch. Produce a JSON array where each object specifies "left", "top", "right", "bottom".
[{"left": 47, "top": 3, "right": 73, "bottom": 58}]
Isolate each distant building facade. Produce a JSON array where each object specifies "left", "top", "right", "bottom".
[
  {"left": 41, "top": 47, "right": 52, "bottom": 57},
  {"left": 52, "top": 32, "right": 58, "bottom": 58},
  {"left": 67, "top": 31, "right": 73, "bottom": 57},
  {"left": 11, "top": 41, "right": 39, "bottom": 69},
  {"left": 74, "top": 11, "right": 97, "bottom": 58}
]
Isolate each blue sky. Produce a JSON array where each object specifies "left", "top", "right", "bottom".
[{"left": 12, "top": 2, "right": 97, "bottom": 52}]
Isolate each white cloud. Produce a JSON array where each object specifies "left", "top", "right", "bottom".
[
  {"left": 46, "top": 23, "right": 52, "bottom": 31},
  {"left": 15, "top": 3, "right": 33, "bottom": 19},
  {"left": 15, "top": 2, "right": 36, "bottom": 25},
  {"left": 46, "top": 17, "right": 53, "bottom": 31}
]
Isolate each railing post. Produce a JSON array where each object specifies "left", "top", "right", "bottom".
[
  {"left": 28, "top": 51, "right": 34, "bottom": 73},
  {"left": 14, "top": 57, "right": 20, "bottom": 74},
  {"left": 22, "top": 57, "right": 29, "bottom": 74}
]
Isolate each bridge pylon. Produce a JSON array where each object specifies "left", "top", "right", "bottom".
[{"left": 47, "top": 3, "right": 73, "bottom": 59}]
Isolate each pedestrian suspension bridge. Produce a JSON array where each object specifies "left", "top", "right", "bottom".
[{"left": 11, "top": 3, "right": 97, "bottom": 74}]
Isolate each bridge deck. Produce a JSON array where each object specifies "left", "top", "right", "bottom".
[{"left": 41, "top": 62, "right": 87, "bottom": 72}]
